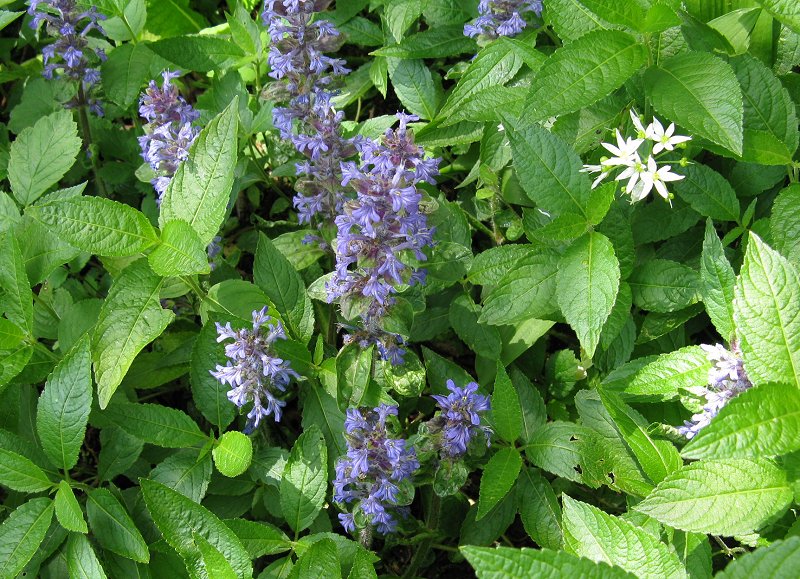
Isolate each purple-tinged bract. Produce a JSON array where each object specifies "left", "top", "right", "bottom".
[
  {"left": 464, "top": 0, "right": 543, "bottom": 39},
  {"left": 333, "top": 405, "right": 419, "bottom": 535},
  {"left": 431, "top": 379, "right": 492, "bottom": 457},
  {"left": 210, "top": 307, "right": 300, "bottom": 434}
]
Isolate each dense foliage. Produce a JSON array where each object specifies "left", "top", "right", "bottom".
[{"left": 1, "top": 0, "right": 800, "bottom": 577}]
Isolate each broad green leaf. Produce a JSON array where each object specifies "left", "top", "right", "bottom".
[
  {"left": 503, "top": 114, "right": 591, "bottom": 219},
  {"left": 525, "top": 421, "right": 589, "bottom": 483},
  {"left": 734, "top": 233, "right": 800, "bottom": 388},
  {"left": 372, "top": 25, "right": 475, "bottom": 59},
  {"left": 55, "top": 481, "right": 87, "bottom": 533},
  {"left": 0, "top": 10, "right": 22, "bottom": 32},
  {"left": 468, "top": 245, "right": 535, "bottom": 286},
  {"left": 150, "top": 448, "right": 212, "bottom": 503},
  {"left": 0, "top": 191, "right": 20, "bottom": 234},
  {"left": 160, "top": 99, "right": 239, "bottom": 245},
  {"left": 557, "top": 232, "right": 620, "bottom": 357},
  {"left": 190, "top": 317, "right": 236, "bottom": 429},
  {"left": 301, "top": 384, "right": 346, "bottom": 472},
  {"left": 512, "top": 368, "right": 546, "bottom": 445},
  {"left": 93, "top": 260, "right": 175, "bottom": 408},
  {"left": 644, "top": 51, "right": 744, "bottom": 155},
  {"left": 141, "top": 479, "right": 251, "bottom": 579},
  {"left": 254, "top": 233, "right": 313, "bottom": 343},
  {"left": 280, "top": 425, "right": 328, "bottom": 534},
  {"left": 0, "top": 233, "right": 33, "bottom": 333},
  {"left": 101, "top": 43, "right": 160, "bottom": 108},
  {"left": 562, "top": 496, "right": 686, "bottom": 579},
  {"left": 716, "top": 537, "right": 800, "bottom": 578},
  {"left": 527, "top": 30, "right": 647, "bottom": 120},
  {"left": 0, "top": 498, "right": 54, "bottom": 577},
  {"left": 700, "top": 220, "right": 736, "bottom": 340},
  {"left": 0, "top": 318, "right": 24, "bottom": 350},
  {"left": 462, "top": 546, "right": 636, "bottom": 579},
  {"left": 102, "top": 402, "right": 207, "bottom": 448},
  {"left": 604, "top": 346, "right": 711, "bottom": 399},
  {"left": 213, "top": 431, "right": 253, "bottom": 478},
  {"left": 517, "top": 468, "right": 563, "bottom": 550},
  {"left": 450, "top": 294, "right": 502, "bottom": 360},
  {"left": 674, "top": 164, "right": 740, "bottom": 222},
  {"left": 387, "top": 58, "right": 442, "bottom": 120},
  {"left": 65, "top": 533, "right": 107, "bottom": 579},
  {"left": 336, "top": 342, "right": 374, "bottom": 406},
  {"left": 753, "top": 0, "right": 800, "bottom": 34},
  {"left": 224, "top": 519, "right": 291, "bottom": 558},
  {"left": 771, "top": 184, "right": 800, "bottom": 265},
  {"left": 87, "top": 487, "right": 149, "bottom": 563},
  {"left": 149, "top": 219, "right": 211, "bottom": 276},
  {"left": 97, "top": 427, "right": 143, "bottom": 483},
  {"left": 491, "top": 363, "right": 522, "bottom": 443},
  {"left": 8, "top": 110, "right": 81, "bottom": 206},
  {"left": 629, "top": 259, "right": 700, "bottom": 313},
  {"left": 384, "top": 0, "right": 423, "bottom": 41},
  {"left": 148, "top": 36, "right": 244, "bottom": 72},
  {"left": 578, "top": 0, "right": 646, "bottom": 30},
  {"left": 477, "top": 447, "right": 522, "bottom": 520},
  {"left": 194, "top": 532, "right": 238, "bottom": 579},
  {"left": 635, "top": 458, "right": 792, "bottom": 536},
  {"left": 145, "top": 0, "right": 207, "bottom": 36},
  {"left": 0, "top": 449, "right": 53, "bottom": 492},
  {"left": 287, "top": 537, "right": 341, "bottom": 579},
  {"left": 36, "top": 335, "right": 92, "bottom": 471}
]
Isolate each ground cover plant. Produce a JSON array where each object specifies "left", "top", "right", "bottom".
[{"left": 1, "top": 0, "right": 800, "bottom": 577}]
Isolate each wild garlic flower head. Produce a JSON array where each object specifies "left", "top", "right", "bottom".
[
  {"left": 464, "top": 0, "right": 543, "bottom": 39},
  {"left": 431, "top": 379, "right": 492, "bottom": 457}
]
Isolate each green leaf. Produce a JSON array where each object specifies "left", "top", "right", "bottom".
[
  {"left": 384, "top": 0, "right": 423, "bottom": 41},
  {"left": 634, "top": 458, "right": 792, "bottom": 536},
  {"left": 101, "top": 43, "right": 160, "bottom": 108},
  {"left": 629, "top": 259, "right": 700, "bottom": 313},
  {"left": 0, "top": 233, "right": 33, "bottom": 334},
  {"left": 562, "top": 496, "right": 686, "bottom": 579},
  {"left": 517, "top": 468, "right": 563, "bottom": 550},
  {"left": 141, "top": 479, "right": 251, "bottom": 579},
  {"left": 527, "top": 30, "right": 647, "bottom": 120},
  {"left": 0, "top": 318, "right": 24, "bottom": 350},
  {"left": 97, "top": 427, "right": 143, "bottom": 483},
  {"left": 450, "top": 294, "right": 502, "bottom": 360},
  {"left": 336, "top": 342, "right": 373, "bottom": 406},
  {"left": 734, "top": 233, "right": 800, "bottom": 388},
  {"left": 468, "top": 245, "right": 535, "bottom": 286},
  {"left": 716, "top": 537, "right": 800, "bottom": 578},
  {"left": 503, "top": 114, "right": 591, "bottom": 219},
  {"left": 148, "top": 36, "right": 244, "bottom": 72},
  {"left": 753, "top": 0, "right": 800, "bottom": 34},
  {"left": 578, "top": 0, "right": 646, "bottom": 30},
  {"left": 190, "top": 317, "right": 236, "bottom": 429},
  {"left": 224, "top": 519, "right": 291, "bottom": 558},
  {"left": 86, "top": 487, "right": 149, "bottom": 563},
  {"left": 55, "top": 481, "right": 87, "bottom": 533},
  {"left": 604, "top": 346, "right": 711, "bottom": 399},
  {"left": 700, "top": 220, "right": 737, "bottom": 340},
  {"left": 373, "top": 25, "right": 475, "bottom": 58},
  {"left": 159, "top": 98, "right": 239, "bottom": 245},
  {"left": 36, "top": 335, "right": 92, "bottom": 471},
  {"left": 287, "top": 537, "right": 341, "bottom": 579},
  {"left": 462, "top": 546, "right": 636, "bottom": 579},
  {"left": 93, "top": 260, "right": 174, "bottom": 408},
  {"left": 213, "top": 431, "right": 253, "bottom": 478},
  {"left": 145, "top": 0, "right": 207, "bottom": 36},
  {"left": 254, "top": 233, "right": 313, "bottom": 343},
  {"left": 477, "top": 447, "right": 522, "bottom": 520},
  {"left": 771, "top": 184, "right": 800, "bottom": 265},
  {"left": 525, "top": 421, "right": 588, "bottom": 483},
  {"left": 0, "top": 498, "right": 54, "bottom": 578},
  {"left": 644, "top": 51, "right": 744, "bottom": 155},
  {"left": 557, "top": 232, "right": 620, "bottom": 357},
  {"left": 491, "top": 363, "right": 523, "bottom": 443},
  {"left": 674, "top": 164, "right": 740, "bottom": 222},
  {"left": 301, "top": 385, "right": 346, "bottom": 472},
  {"left": 8, "top": 110, "right": 81, "bottom": 206},
  {"left": 65, "top": 530, "right": 108, "bottom": 578},
  {"left": 194, "top": 532, "right": 238, "bottom": 579},
  {"left": 280, "top": 425, "right": 328, "bottom": 534},
  {"left": 27, "top": 196, "right": 158, "bottom": 256},
  {"left": 387, "top": 58, "right": 442, "bottom": 120},
  {"left": 149, "top": 219, "right": 211, "bottom": 276},
  {"left": 102, "top": 401, "right": 207, "bottom": 448},
  {"left": 0, "top": 448, "right": 53, "bottom": 492},
  {"left": 150, "top": 449, "right": 212, "bottom": 503}
]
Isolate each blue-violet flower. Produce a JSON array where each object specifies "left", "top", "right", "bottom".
[
  {"left": 464, "top": 0, "right": 543, "bottom": 39},
  {"left": 210, "top": 307, "right": 300, "bottom": 434},
  {"left": 431, "top": 379, "right": 492, "bottom": 457},
  {"left": 333, "top": 405, "right": 419, "bottom": 534}
]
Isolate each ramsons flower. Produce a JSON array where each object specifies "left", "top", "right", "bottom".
[
  {"left": 327, "top": 112, "right": 440, "bottom": 364},
  {"left": 464, "top": 0, "right": 543, "bottom": 39},
  {"left": 333, "top": 405, "right": 419, "bottom": 535},
  {"left": 676, "top": 343, "right": 752, "bottom": 439},
  {"left": 210, "top": 307, "right": 300, "bottom": 433},
  {"left": 138, "top": 70, "right": 200, "bottom": 201},
  {"left": 431, "top": 379, "right": 492, "bottom": 457},
  {"left": 262, "top": 0, "right": 356, "bottom": 226},
  {"left": 28, "top": 0, "right": 107, "bottom": 115}
]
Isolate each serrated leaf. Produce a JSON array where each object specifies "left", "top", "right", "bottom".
[
  {"left": 477, "top": 447, "right": 522, "bottom": 520},
  {"left": 578, "top": 0, "right": 646, "bottom": 30},
  {"left": 753, "top": 0, "right": 800, "bottom": 34},
  {"left": 557, "top": 232, "right": 620, "bottom": 357},
  {"left": 517, "top": 468, "right": 563, "bottom": 550},
  {"left": 336, "top": 342, "right": 373, "bottom": 406},
  {"left": 150, "top": 449, "right": 212, "bottom": 503},
  {"left": 527, "top": 30, "right": 647, "bottom": 120},
  {"left": 190, "top": 317, "right": 236, "bottom": 430},
  {"left": 194, "top": 532, "right": 238, "bottom": 579},
  {"left": 0, "top": 498, "right": 54, "bottom": 577},
  {"left": 604, "top": 346, "right": 711, "bottom": 399},
  {"left": 159, "top": 99, "right": 239, "bottom": 245},
  {"left": 387, "top": 58, "right": 442, "bottom": 120},
  {"left": 101, "top": 43, "right": 160, "bottom": 108},
  {"left": 644, "top": 51, "right": 744, "bottom": 155},
  {"left": 674, "top": 164, "right": 740, "bottom": 222},
  {"left": 373, "top": 25, "right": 475, "bottom": 58},
  {"left": 450, "top": 293, "right": 501, "bottom": 360},
  {"left": 735, "top": 234, "right": 800, "bottom": 387},
  {"left": 629, "top": 259, "right": 700, "bottom": 313},
  {"left": 66, "top": 530, "right": 108, "bottom": 578},
  {"left": 280, "top": 425, "right": 327, "bottom": 534},
  {"left": 526, "top": 421, "right": 589, "bottom": 483},
  {"left": 462, "top": 546, "right": 636, "bottom": 579},
  {"left": 149, "top": 219, "right": 211, "bottom": 276},
  {"left": 55, "top": 481, "right": 87, "bottom": 533},
  {"left": 86, "top": 487, "right": 149, "bottom": 563},
  {"left": 148, "top": 36, "right": 244, "bottom": 72},
  {"left": 0, "top": 233, "right": 33, "bottom": 334},
  {"left": 213, "top": 431, "right": 253, "bottom": 478},
  {"left": 36, "top": 335, "right": 92, "bottom": 471},
  {"left": 634, "top": 458, "right": 792, "bottom": 536},
  {"left": 103, "top": 402, "right": 207, "bottom": 448},
  {"left": 771, "top": 184, "right": 800, "bottom": 265},
  {"left": 287, "top": 537, "right": 340, "bottom": 579},
  {"left": 716, "top": 537, "right": 800, "bottom": 578},
  {"left": 8, "top": 110, "right": 81, "bottom": 206},
  {"left": 562, "top": 496, "right": 686, "bottom": 579},
  {"left": 224, "top": 519, "right": 291, "bottom": 558},
  {"left": 468, "top": 245, "right": 535, "bottom": 286},
  {"left": 700, "top": 220, "right": 737, "bottom": 340},
  {"left": 0, "top": 449, "right": 53, "bottom": 492},
  {"left": 492, "top": 363, "right": 522, "bottom": 443}
]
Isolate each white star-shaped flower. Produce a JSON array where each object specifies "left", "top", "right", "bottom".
[
  {"left": 601, "top": 130, "right": 643, "bottom": 167},
  {"left": 580, "top": 163, "right": 611, "bottom": 189},
  {"left": 631, "top": 156, "right": 684, "bottom": 202},
  {"left": 615, "top": 153, "right": 646, "bottom": 196},
  {"left": 646, "top": 117, "right": 692, "bottom": 154},
  {"left": 630, "top": 109, "right": 647, "bottom": 138}
]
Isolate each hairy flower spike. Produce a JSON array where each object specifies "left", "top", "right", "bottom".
[
  {"left": 333, "top": 405, "right": 419, "bottom": 535},
  {"left": 210, "top": 307, "right": 300, "bottom": 433},
  {"left": 138, "top": 71, "right": 200, "bottom": 201},
  {"left": 28, "top": 0, "right": 107, "bottom": 115},
  {"left": 262, "top": 0, "right": 356, "bottom": 225},
  {"left": 431, "top": 379, "right": 492, "bottom": 457},
  {"left": 464, "top": 0, "right": 543, "bottom": 39},
  {"left": 327, "top": 113, "right": 440, "bottom": 364}
]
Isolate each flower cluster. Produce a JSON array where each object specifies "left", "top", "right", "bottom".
[
  {"left": 327, "top": 112, "right": 440, "bottom": 364},
  {"left": 333, "top": 405, "right": 419, "bottom": 535},
  {"left": 464, "top": 0, "right": 543, "bottom": 39},
  {"left": 138, "top": 71, "right": 200, "bottom": 201},
  {"left": 431, "top": 380, "right": 492, "bottom": 458},
  {"left": 28, "top": 0, "right": 107, "bottom": 115},
  {"left": 677, "top": 343, "right": 752, "bottom": 439},
  {"left": 262, "top": 0, "right": 356, "bottom": 226},
  {"left": 210, "top": 307, "right": 300, "bottom": 433},
  {"left": 582, "top": 110, "right": 691, "bottom": 203}
]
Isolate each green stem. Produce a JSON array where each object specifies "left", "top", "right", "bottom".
[
  {"left": 402, "top": 492, "right": 441, "bottom": 579},
  {"left": 180, "top": 275, "right": 207, "bottom": 301},
  {"left": 77, "top": 87, "right": 108, "bottom": 198},
  {"left": 463, "top": 207, "right": 499, "bottom": 242}
]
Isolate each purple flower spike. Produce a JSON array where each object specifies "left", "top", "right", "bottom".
[
  {"left": 333, "top": 405, "right": 419, "bottom": 535},
  {"left": 210, "top": 307, "right": 300, "bottom": 433},
  {"left": 464, "top": 0, "right": 543, "bottom": 39},
  {"left": 432, "top": 379, "right": 492, "bottom": 457}
]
